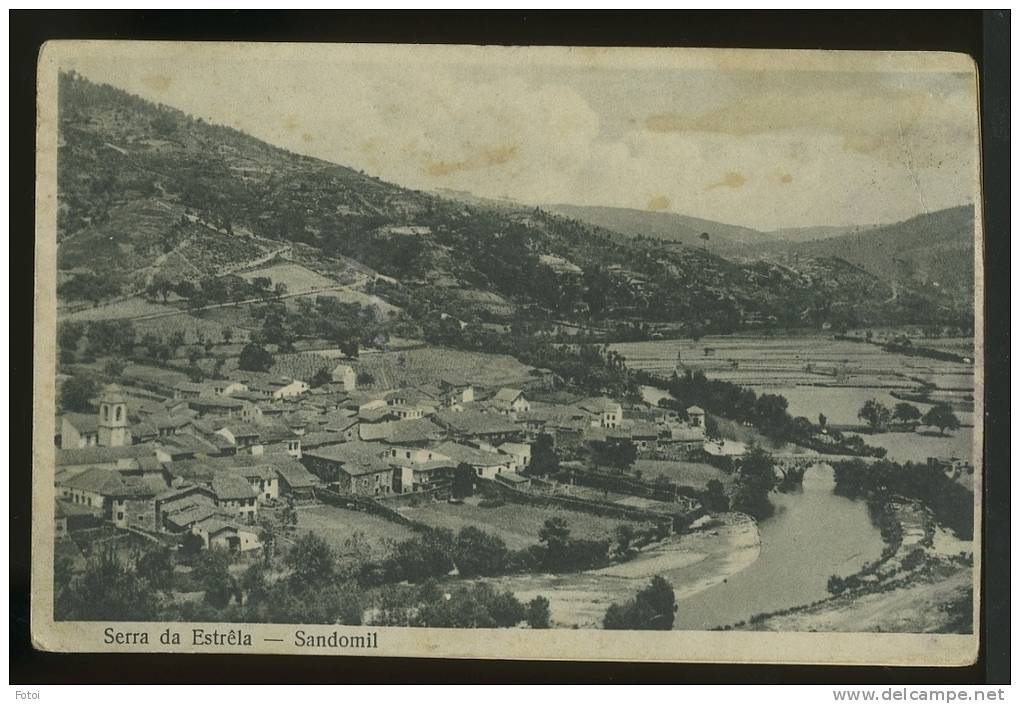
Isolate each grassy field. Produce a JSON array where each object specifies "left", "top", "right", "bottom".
[
  {"left": 60, "top": 296, "right": 174, "bottom": 322},
  {"left": 397, "top": 497, "right": 638, "bottom": 551},
  {"left": 238, "top": 262, "right": 337, "bottom": 294},
  {"left": 292, "top": 504, "right": 416, "bottom": 558},
  {"left": 351, "top": 347, "right": 539, "bottom": 391},
  {"left": 632, "top": 459, "right": 735, "bottom": 489}
]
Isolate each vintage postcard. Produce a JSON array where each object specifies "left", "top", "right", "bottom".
[{"left": 32, "top": 41, "right": 982, "bottom": 665}]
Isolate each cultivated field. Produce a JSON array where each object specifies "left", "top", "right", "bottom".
[
  {"left": 133, "top": 312, "right": 253, "bottom": 345},
  {"left": 292, "top": 504, "right": 416, "bottom": 558},
  {"left": 350, "top": 347, "right": 539, "bottom": 391},
  {"left": 397, "top": 497, "right": 640, "bottom": 551},
  {"left": 270, "top": 352, "right": 334, "bottom": 382}
]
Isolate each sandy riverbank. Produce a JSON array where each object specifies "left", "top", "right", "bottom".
[
  {"left": 748, "top": 563, "right": 972, "bottom": 633},
  {"left": 732, "top": 501, "right": 974, "bottom": 634},
  {"left": 488, "top": 512, "right": 760, "bottom": 628}
]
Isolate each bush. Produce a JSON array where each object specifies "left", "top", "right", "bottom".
[
  {"left": 478, "top": 498, "right": 505, "bottom": 509},
  {"left": 526, "top": 596, "right": 551, "bottom": 629},
  {"left": 603, "top": 576, "right": 676, "bottom": 630}
]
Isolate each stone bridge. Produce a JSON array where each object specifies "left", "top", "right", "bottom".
[{"left": 770, "top": 453, "right": 879, "bottom": 473}]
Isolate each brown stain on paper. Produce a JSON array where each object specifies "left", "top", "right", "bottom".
[
  {"left": 705, "top": 171, "right": 747, "bottom": 191},
  {"left": 425, "top": 144, "right": 518, "bottom": 177},
  {"left": 142, "top": 74, "right": 172, "bottom": 92},
  {"left": 646, "top": 195, "right": 671, "bottom": 211}
]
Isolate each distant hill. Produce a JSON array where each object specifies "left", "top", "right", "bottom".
[
  {"left": 544, "top": 204, "right": 773, "bottom": 249},
  {"left": 765, "top": 224, "right": 883, "bottom": 243},
  {"left": 781, "top": 205, "right": 976, "bottom": 299}
]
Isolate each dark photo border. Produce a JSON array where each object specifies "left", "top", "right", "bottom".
[{"left": 10, "top": 9, "right": 1009, "bottom": 685}]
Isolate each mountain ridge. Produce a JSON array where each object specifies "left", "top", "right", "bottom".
[{"left": 55, "top": 71, "right": 970, "bottom": 332}]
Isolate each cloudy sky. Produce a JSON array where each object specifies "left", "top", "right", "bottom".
[{"left": 62, "top": 44, "right": 979, "bottom": 230}]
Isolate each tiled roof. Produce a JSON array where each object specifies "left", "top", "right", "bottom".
[
  {"left": 359, "top": 417, "right": 445, "bottom": 444},
  {"left": 271, "top": 459, "right": 319, "bottom": 488},
  {"left": 174, "top": 381, "right": 209, "bottom": 393},
  {"left": 211, "top": 471, "right": 257, "bottom": 500},
  {"left": 576, "top": 397, "right": 622, "bottom": 415},
  {"left": 58, "top": 467, "right": 156, "bottom": 498},
  {"left": 304, "top": 442, "right": 391, "bottom": 476},
  {"left": 433, "top": 441, "right": 508, "bottom": 468},
  {"left": 61, "top": 412, "right": 99, "bottom": 434},
  {"left": 165, "top": 503, "right": 224, "bottom": 528},
  {"left": 56, "top": 443, "right": 158, "bottom": 467},
  {"left": 234, "top": 464, "right": 277, "bottom": 481},
  {"left": 493, "top": 388, "right": 524, "bottom": 403},
  {"left": 434, "top": 410, "right": 520, "bottom": 436}
]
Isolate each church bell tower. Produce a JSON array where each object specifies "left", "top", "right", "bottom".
[{"left": 97, "top": 384, "right": 130, "bottom": 447}]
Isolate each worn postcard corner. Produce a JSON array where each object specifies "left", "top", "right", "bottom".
[{"left": 33, "top": 40, "right": 981, "bottom": 665}]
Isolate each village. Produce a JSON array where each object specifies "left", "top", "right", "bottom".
[{"left": 54, "top": 359, "right": 712, "bottom": 561}]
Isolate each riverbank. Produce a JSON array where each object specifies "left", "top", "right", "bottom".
[
  {"left": 488, "top": 512, "right": 760, "bottom": 628},
  {"left": 729, "top": 500, "right": 974, "bottom": 634}
]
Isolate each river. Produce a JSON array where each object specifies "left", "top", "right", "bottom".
[{"left": 672, "top": 463, "right": 886, "bottom": 630}]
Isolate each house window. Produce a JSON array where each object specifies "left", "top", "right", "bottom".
[
  {"left": 115, "top": 406, "right": 122, "bottom": 421},
  {"left": 117, "top": 512, "right": 124, "bottom": 521},
  {"left": 102, "top": 406, "right": 109, "bottom": 421}
]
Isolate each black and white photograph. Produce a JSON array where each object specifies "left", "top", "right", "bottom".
[{"left": 31, "top": 40, "right": 982, "bottom": 665}]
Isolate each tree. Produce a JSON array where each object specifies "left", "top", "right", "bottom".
[
  {"left": 818, "top": 413, "right": 827, "bottom": 430},
  {"left": 193, "top": 549, "right": 235, "bottom": 609},
  {"left": 591, "top": 437, "right": 637, "bottom": 474},
  {"left": 309, "top": 367, "right": 333, "bottom": 388},
  {"left": 57, "top": 322, "right": 85, "bottom": 364},
  {"left": 704, "top": 414, "right": 721, "bottom": 441},
  {"left": 252, "top": 277, "right": 272, "bottom": 295},
  {"left": 452, "top": 527, "right": 509, "bottom": 577},
  {"left": 893, "top": 402, "right": 922, "bottom": 427},
  {"left": 614, "top": 524, "right": 636, "bottom": 559},
  {"left": 221, "top": 327, "right": 234, "bottom": 344},
  {"left": 135, "top": 547, "right": 175, "bottom": 593},
  {"left": 55, "top": 548, "right": 158, "bottom": 621},
  {"left": 603, "top": 576, "right": 676, "bottom": 630},
  {"left": 356, "top": 371, "right": 375, "bottom": 387},
  {"left": 923, "top": 403, "right": 960, "bottom": 435},
  {"left": 87, "top": 319, "right": 136, "bottom": 357},
  {"left": 857, "top": 399, "right": 892, "bottom": 432},
  {"left": 285, "top": 533, "right": 336, "bottom": 587},
  {"left": 538, "top": 517, "right": 571, "bottom": 567},
  {"left": 700, "top": 478, "right": 730, "bottom": 512},
  {"left": 60, "top": 375, "right": 98, "bottom": 412},
  {"left": 179, "top": 532, "right": 205, "bottom": 561},
  {"left": 451, "top": 463, "right": 475, "bottom": 499},
  {"left": 525, "top": 596, "right": 551, "bottom": 629},
  {"left": 732, "top": 444, "right": 777, "bottom": 519},
  {"left": 526, "top": 433, "right": 559, "bottom": 477},
  {"left": 238, "top": 342, "right": 274, "bottom": 372}
]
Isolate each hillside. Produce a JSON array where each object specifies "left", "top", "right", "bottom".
[
  {"left": 544, "top": 203, "right": 773, "bottom": 250},
  {"left": 55, "top": 71, "right": 966, "bottom": 333},
  {"left": 780, "top": 206, "right": 976, "bottom": 302}
]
